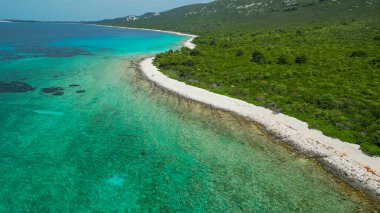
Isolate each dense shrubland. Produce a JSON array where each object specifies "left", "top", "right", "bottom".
[{"left": 154, "top": 22, "right": 380, "bottom": 155}]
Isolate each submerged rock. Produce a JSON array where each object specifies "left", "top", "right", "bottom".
[
  {"left": 76, "top": 90, "right": 86, "bottom": 93},
  {"left": 0, "top": 81, "right": 35, "bottom": 93},
  {"left": 42, "top": 87, "right": 64, "bottom": 93},
  {"left": 52, "top": 91, "right": 64, "bottom": 96}
]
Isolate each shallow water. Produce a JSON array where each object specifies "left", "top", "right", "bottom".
[{"left": 0, "top": 22, "right": 378, "bottom": 211}]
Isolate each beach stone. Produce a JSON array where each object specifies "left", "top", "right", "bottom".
[
  {"left": 76, "top": 90, "right": 86, "bottom": 93},
  {"left": 69, "top": 84, "right": 80, "bottom": 87},
  {"left": 52, "top": 91, "right": 64, "bottom": 96},
  {"left": 42, "top": 87, "right": 64, "bottom": 93},
  {"left": 0, "top": 81, "right": 35, "bottom": 93}
]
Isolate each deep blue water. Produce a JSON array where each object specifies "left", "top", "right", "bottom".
[{"left": 0, "top": 23, "right": 183, "bottom": 61}]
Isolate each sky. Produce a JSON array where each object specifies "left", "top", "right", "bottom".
[{"left": 0, "top": 0, "right": 213, "bottom": 21}]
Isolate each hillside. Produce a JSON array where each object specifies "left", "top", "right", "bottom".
[
  {"left": 96, "top": 0, "right": 380, "bottom": 156},
  {"left": 96, "top": 0, "right": 380, "bottom": 34}
]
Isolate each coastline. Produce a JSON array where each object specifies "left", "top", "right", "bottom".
[
  {"left": 94, "top": 24, "right": 197, "bottom": 49},
  {"left": 137, "top": 33, "right": 380, "bottom": 201}
]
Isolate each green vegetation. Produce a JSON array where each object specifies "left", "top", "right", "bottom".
[
  {"left": 361, "top": 143, "right": 380, "bottom": 156},
  {"left": 97, "top": 0, "right": 380, "bottom": 155},
  {"left": 96, "top": 0, "right": 380, "bottom": 34},
  {"left": 153, "top": 22, "right": 380, "bottom": 155}
]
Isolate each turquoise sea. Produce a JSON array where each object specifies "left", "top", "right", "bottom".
[{"left": 0, "top": 22, "right": 378, "bottom": 211}]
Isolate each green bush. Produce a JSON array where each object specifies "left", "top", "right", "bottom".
[
  {"left": 277, "top": 55, "right": 289, "bottom": 64},
  {"left": 190, "top": 49, "right": 201, "bottom": 56},
  {"left": 369, "top": 58, "right": 380, "bottom": 66},
  {"left": 182, "top": 60, "right": 194, "bottom": 67},
  {"left": 178, "top": 69, "right": 192, "bottom": 79},
  {"left": 361, "top": 142, "right": 380, "bottom": 156},
  {"left": 235, "top": 50, "right": 244, "bottom": 57},
  {"left": 295, "top": 55, "right": 308, "bottom": 64},
  {"left": 296, "top": 30, "right": 304, "bottom": 36},
  {"left": 251, "top": 51, "right": 265, "bottom": 64},
  {"left": 220, "top": 43, "right": 231, "bottom": 48},
  {"left": 350, "top": 50, "right": 368, "bottom": 57}
]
